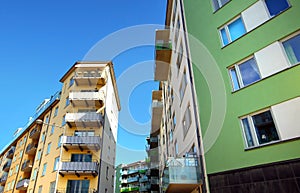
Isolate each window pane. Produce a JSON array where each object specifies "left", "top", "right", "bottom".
[
  {"left": 241, "top": 118, "right": 254, "bottom": 147},
  {"left": 212, "top": 0, "right": 221, "bottom": 10},
  {"left": 252, "top": 111, "right": 279, "bottom": 145},
  {"left": 239, "top": 58, "right": 261, "bottom": 86},
  {"left": 229, "top": 68, "right": 240, "bottom": 90},
  {"left": 220, "top": 28, "right": 229, "bottom": 46},
  {"left": 283, "top": 34, "right": 300, "bottom": 65},
  {"left": 228, "top": 18, "right": 246, "bottom": 42},
  {"left": 265, "top": 0, "right": 289, "bottom": 16}
]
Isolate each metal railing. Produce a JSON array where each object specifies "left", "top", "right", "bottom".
[
  {"left": 74, "top": 71, "right": 103, "bottom": 78},
  {"left": 21, "top": 160, "right": 33, "bottom": 171},
  {"left": 65, "top": 112, "right": 103, "bottom": 123},
  {"left": 59, "top": 160, "right": 99, "bottom": 173},
  {"left": 16, "top": 179, "right": 30, "bottom": 189},
  {"left": 25, "top": 143, "right": 38, "bottom": 154},
  {"left": 61, "top": 136, "right": 101, "bottom": 145},
  {"left": 29, "top": 127, "right": 41, "bottom": 138},
  {"left": 56, "top": 188, "right": 98, "bottom": 193}
]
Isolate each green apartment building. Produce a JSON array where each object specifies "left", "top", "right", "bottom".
[{"left": 154, "top": 0, "right": 300, "bottom": 192}]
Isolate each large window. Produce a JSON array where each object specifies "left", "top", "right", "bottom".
[
  {"left": 67, "top": 180, "right": 90, "bottom": 193},
  {"left": 220, "top": 16, "right": 246, "bottom": 46},
  {"left": 265, "top": 0, "right": 290, "bottom": 17},
  {"left": 212, "top": 0, "right": 230, "bottom": 11},
  {"left": 229, "top": 57, "right": 261, "bottom": 91},
  {"left": 183, "top": 105, "right": 192, "bottom": 135},
  {"left": 179, "top": 69, "right": 187, "bottom": 100},
  {"left": 282, "top": 33, "right": 300, "bottom": 65},
  {"left": 71, "top": 154, "right": 92, "bottom": 162},
  {"left": 241, "top": 110, "right": 279, "bottom": 148}
]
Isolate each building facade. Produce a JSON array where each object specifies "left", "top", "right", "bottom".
[
  {"left": 117, "top": 160, "right": 149, "bottom": 193},
  {"left": 153, "top": 0, "right": 300, "bottom": 192},
  {"left": 0, "top": 61, "right": 120, "bottom": 193}
]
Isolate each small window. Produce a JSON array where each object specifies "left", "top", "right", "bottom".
[
  {"left": 50, "top": 125, "right": 55, "bottom": 135},
  {"left": 175, "top": 140, "right": 178, "bottom": 156},
  {"left": 69, "top": 77, "right": 74, "bottom": 87},
  {"left": 46, "top": 143, "right": 51, "bottom": 154},
  {"left": 62, "top": 116, "right": 66, "bottom": 126},
  {"left": 41, "top": 132, "right": 45, "bottom": 143},
  {"left": 42, "top": 163, "right": 47, "bottom": 176},
  {"left": 53, "top": 157, "right": 59, "bottom": 171},
  {"left": 36, "top": 149, "right": 41, "bottom": 161},
  {"left": 65, "top": 97, "right": 70, "bottom": 107},
  {"left": 58, "top": 135, "right": 62, "bottom": 148},
  {"left": 241, "top": 110, "right": 279, "bottom": 148},
  {"left": 106, "top": 166, "right": 109, "bottom": 179},
  {"left": 183, "top": 105, "right": 192, "bottom": 135},
  {"left": 265, "top": 0, "right": 290, "bottom": 17},
  {"left": 172, "top": 112, "right": 177, "bottom": 128},
  {"left": 282, "top": 33, "right": 300, "bottom": 65},
  {"left": 176, "top": 41, "right": 183, "bottom": 73},
  {"left": 229, "top": 57, "right": 261, "bottom": 91},
  {"left": 220, "top": 16, "right": 246, "bottom": 46},
  {"left": 53, "top": 107, "right": 59, "bottom": 117},
  {"left": 45, "top": 116, "right": 49, "bottom": 124},
  {"left": 32, "top": 168, "right": 37, "bottom": 180},
  {"left": 179, "top": 69, "right": 187, "bottom": 100},
  {"left": 38, "top": 185, "right": 43, "bottom": 193},
  {"left": 49, "top": 181, "right": 55, "bottom": 193},
  {"left": 212, "top": 0, "right": 230, "bottom": 11}
]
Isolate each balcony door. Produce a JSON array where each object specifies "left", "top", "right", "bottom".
[
  {"left": 74, "top": 130, "right": 95, "bottom": 137},
  {"left": 67, "top": 180, "right": 90, "bottom": 193}
]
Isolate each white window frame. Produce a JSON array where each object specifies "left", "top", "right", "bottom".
[
  {"left": 280, "top": 30, "right": 300, "bottom": 66},
  {"left": 219, "top": 15, "right": 246, "bottom": 46},
  {"left": 228, "top": 56, "right": 261, "bottom": 91},
  {"left": 240, "top": 109, "right": 280, "bottom": 148}
]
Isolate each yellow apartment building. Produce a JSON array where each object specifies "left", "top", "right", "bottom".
[{"left": 0, "top": 61, "right": 120, "bottom": 193}]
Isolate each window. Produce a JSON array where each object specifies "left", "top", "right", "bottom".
[
  {"left": 36, "top": 149, "right": 41, "bottom": 161},
  {"left": 71, "top": 154, "right": 92, "bottom": 162},
  {"left": 45, "top": 116, "right": 49, "bottom": 124},
  {"left": 172, "top": 112, "right": 177, "bottom": 128},
  {"left": 241, "top": 110, "right": 279, "bottom": 148},
  {"left": 11, "top": 180, "right": 15, "bottom": 190},
  {"left": 212, "top": 0, "right": 230, "bottom": 11},
  {"left": 172, "top": 0, "right": 177, "bottom": 25},
  {"left": 53, "top": 107, "right": 59, "bottom": 117},
  {"left": 42, "top": 163, "right": 47, "bottom": 176},
  {"left": 50, "top": 124, "right": 55, "bottom": 135},
  {"left": 9, "top": 169, "right": 13, "bottom": 176},
  {"left": 175, "top": 141, "right": 178, "bottom": 156},
  {"left": 265, "top": 0, "right": 290, "bottom": 17},
  {"left": 32, "top": 168, "right": 37, "bottom": 180},
  {"left": 66, "top": 180, "right": 90, "bottom": 193},
  {"left": 183, "top": 105, "right": 192, "bottom": 135},
  {"left": 65, "top": 97, "right": 70, "bottom": 107},
  {"left": 15, "top": 164, "right": 19, "bottom": 174},
  {"left": 220, "top": 16, "right": 246, "bottom": 46},
  {"left": 106, "top": 166, "right": 109, "bottom": 179},
  {"left": 46, "top": 143, "right": 51, "bottom": 154},
  {"left": 38, "top": 185, "right": 43, "bottom": 193},
  {"left": 176, "top": 41, "right": 183, "bottom": 72},
  {"left": 58, "top": 135, "right": 62, "bottom": 147},
  {"left": 19, "top": 150, "right": 23, "bottom": 158},
  {"left": 282, "top": 33, "right": 300, "bottom": 65},
  {"left": 41, "top": 132, "right": 45, "bottom": 143},
  {"left": 179, "top": 69, "right": 187, "bottom": 100},
  {"left": 69, "top": 77, "right": 74, "bottom": 87},
  {"left": 53, "top": 157, "right": 59, "bottom": 171},
  {"left": 74, "top": 130, "right": 95, "bottom": 137},
  {"left": 49, "top": 181, "right": 55, "bottom": 193},
  {"left": 62, "top": 116, "right": 66, "bottom": 126},
  {"left": 229, "top": 57, "right": 261, "bottom": 91}
]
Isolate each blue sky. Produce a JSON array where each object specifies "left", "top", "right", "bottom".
[{"left": 0, "top": 0, "right": 166, "bottom": 164}]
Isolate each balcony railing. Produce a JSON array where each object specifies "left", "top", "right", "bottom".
[
  {"left": 139, "top": 184, "right": 150, "bottom": 192},
  {"left": 29, "top": 127, "right": 41, "bottom": 139},
  {"left": 127, "top": 176, "right": 139, "bottom": 183},
  {"left": 69, "top": 91, "right": 105, "bottom": 108},
  {"left": 139, "top": 176, "right": 149, "bottom": 183},
  {"left": 155, "top": 29, "right": 172, "bottom": 81},
  {"left": 21, "top": 160, "right": 33, "bottom": 172},
  {"left": 2, "top": 161, "right": 11, "bottom": 172},
  {"left": 65, "top": 112, "right": 103, "bottom": 127},
  {"left": 120, "top": 186, "right": 139, "bottom": 193},
  {"left": 74, "top": 70, "right": 106, "bottom": 86},
  {"left": 25, "top": 143, "right": 38, "bottom": 155},
  {"left": 58, "top": 161, "right": 99, "bottom": 177},
  {"left": 0, "top": 174, "right": 8, "bottom": 185},
  {"left": 6, "top": 146, "right": 15, "bottom": 159},
  {"left": 61, "top": 136, "right": 101, "bottom": 151},
  {"left": 16, "top": 179, "right": 30, "bottom": 190},
  {"left": 162, "top": 157, "right": 202, "bottom": 193}
]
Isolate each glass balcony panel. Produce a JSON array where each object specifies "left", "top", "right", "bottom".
[
  {"left": 16, "top": 179, "right": 30, "bottom": 190},
  {"left": 59, "top": 161, "right": 99, "bottom": 177}
]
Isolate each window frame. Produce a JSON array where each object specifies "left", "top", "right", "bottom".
[
  {"left": 263, "top": 0, "right": 291, "bottom": 18},
  {"left": 219, "top": 15, "right": 246, "bottom": 46},
  {"left": 228, "top": 56, "right": 261, "bottom": 91},
  {"left": 240, "top": 109, "right": 280, "bottom": 148},
  {"left": 212, "top": 0, "right": 231, "bottom": 12},
  {"left": 281, "top": 31, "right": 300, "bottom": 66}
]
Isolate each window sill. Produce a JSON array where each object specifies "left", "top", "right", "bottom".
[
  {"left": 231, "top": 62, "right": 300, "bottom": 93},
  {"left": 244, "top": 136, "right": 300, "bottom": 151}
]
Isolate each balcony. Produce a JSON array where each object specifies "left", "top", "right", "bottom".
[
  {"left": 6, "top": 146, "right": 15, "bottom": 159},
  {"left": 150, "top": 177, "right": 159, "bottom": 191},
  {"left": 65, "top": 112, "right": 103, "bottom": 127},
  {"left": 148, "top": 148, "right": 159, "bottom": 163},
  {"left": 69, "top": 90, "right": 105, "bottom": 108},
  {"left": 155, "top": 29, "right": 172, "bottom": 81},
  {"left": 127, "top": 176, "right": 139, "bottom": 183},
  {"left": 21, "top": 160, "right": 33, "bottom": 172},
  {"left": 61, "top": 136, "right": 101, "bottom": 151},
  {"left": 2, "top": 161, "right": 11, "bottom": 172},
  {"left": 16, "top": 179, "right": 30, "bottom": 190},
  {"left": 139, "top": 176, "right": 149, "bottom": 183},
  {"left": 0, "top": 174, "right": 7, "bottom": 186},
  {"left": 74, "top": 70, "right": 106, "bottom": 87},
  {"left": 120, "top": 186, "right": 139, "bottom": 193},
  {"left": 29, "top": 127, "right": 41, "bottom": 139},
  {"left": 162, "top": 157, "right": 202, "bottom": 193},
  {"left": 151, "top": 90, "right": 163, "bottom": 135},
  {"left": 56, "top": 188, "right": 98, "bottom": 193},
  {"left": 25, "top": 143, "right": 38, "bottom": 155},
  {"left": 58, "top": 161, "right": 99, "bottom": 177}
]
